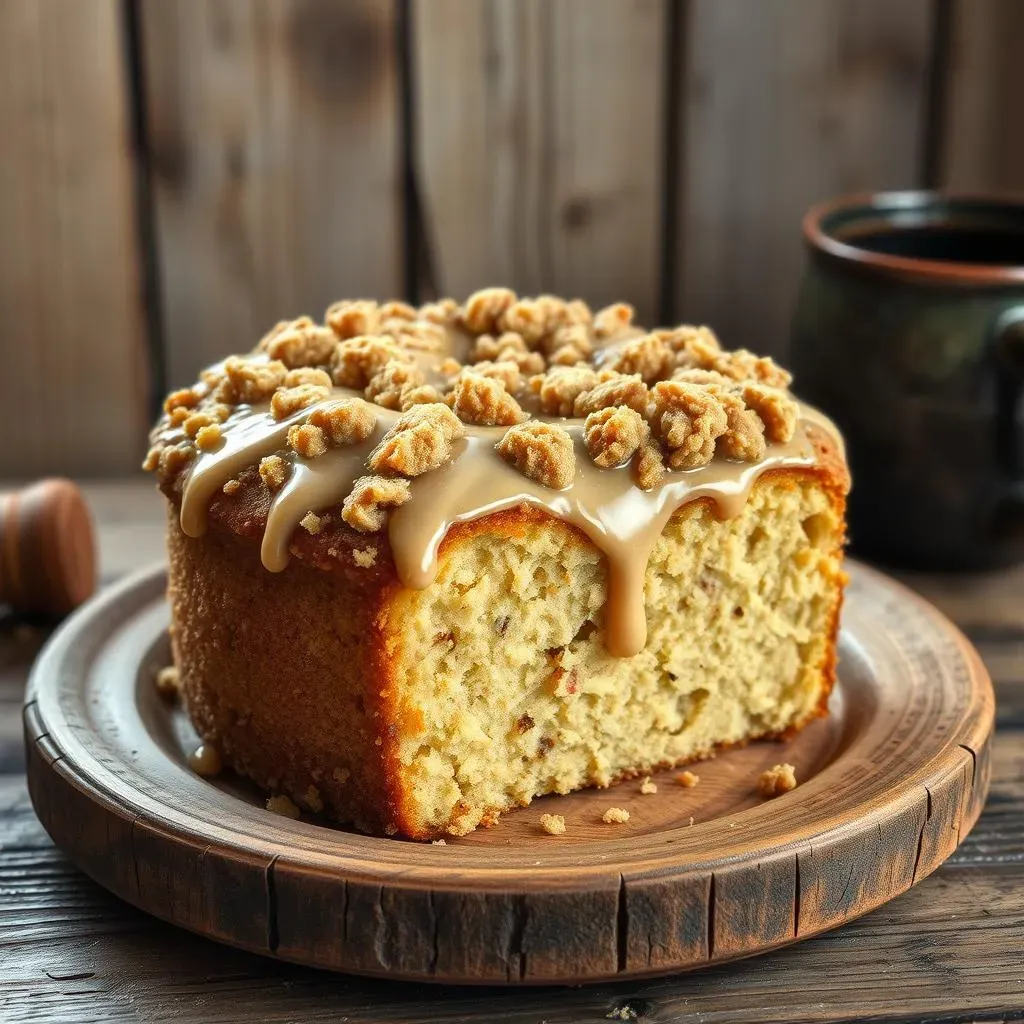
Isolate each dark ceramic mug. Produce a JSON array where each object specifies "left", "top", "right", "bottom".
[{"left": 792, "top": 191, "right": 1024, "bottom": 570}]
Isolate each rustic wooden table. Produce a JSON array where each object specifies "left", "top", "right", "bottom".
[{"left": 2, "top": 482, "right": 1022, "bottom": 1024}]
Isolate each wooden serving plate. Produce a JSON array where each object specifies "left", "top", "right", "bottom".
[{"left": 24, "top": 562, "right": 993, "bottom": 985}]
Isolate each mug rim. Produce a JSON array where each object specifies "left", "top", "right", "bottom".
[{"left": 803, "top": 189, "right": 1024, "bottom": 286}]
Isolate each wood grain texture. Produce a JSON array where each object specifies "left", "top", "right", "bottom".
[
  {"left": 140, "top": 0, "right": 402, "bottom": 389},
  {"left": 673, "top": 0, "right": 934, "bottom": 359},
  {"left": 940, "top": 0, "right": 1024, "bottom": 191},
  {"left": 23, "top": 562, "right": 994, "bottom": 984},
  {"left": 412, "top": 0, "right": 665, "bottom": 324},
  {"left": 0, "top": 0, "right": 148, "bottom": 476},
  {"left": 3, "top": 758, "right": 1024, "bottom": 1023}
]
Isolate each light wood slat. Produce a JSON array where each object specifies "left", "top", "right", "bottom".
[
  {"left": 413, "top": 0, "right": 665, "bottom": 324},
  {"left": 674, "top": 0, "right": 934, "bottom": 359},
  {"left": 940, "top": 0, "right": 1024, "bottom": 190},
  {"left": 141, "top": 0, "right": 402, "bottom": 389},
  {"left": 0, "top": 0, "right": 148, "bottom": 476}
]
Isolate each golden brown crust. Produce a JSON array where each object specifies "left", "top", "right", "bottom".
[{"left": 167, "top": 507, "right": 402, "bottom": 834}]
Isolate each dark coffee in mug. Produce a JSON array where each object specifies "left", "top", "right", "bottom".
[
  {"left": 852, "top": 225, "right": 1024, "bottom": 266},
  {"left": 792, "top": 192, "right": 1024, "bottom": 570}
]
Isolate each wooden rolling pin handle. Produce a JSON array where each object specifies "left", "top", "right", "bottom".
[{"left": 0, "top": 479, "right": 96, "bottom": 617}]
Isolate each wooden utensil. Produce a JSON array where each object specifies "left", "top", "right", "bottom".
[{"left": 0, "top": 479, "right": 96, "bottom": 616}]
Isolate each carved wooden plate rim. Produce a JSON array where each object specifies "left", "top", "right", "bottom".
[{"left": 24, "top": 561, "right": 994, "bottom": 983}]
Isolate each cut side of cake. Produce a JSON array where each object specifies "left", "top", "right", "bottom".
[{"left": 149, "top": 290, "right": 849, "bottom": 839}]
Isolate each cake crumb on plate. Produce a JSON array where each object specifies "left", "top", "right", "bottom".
[
  {"left": 676, "top": 770, "right": 700, "bottom": 788},
  {"left": 266, "top": 795, "right": 301, "bottom": 819},
  {"left": 759, "top": 762, "right": 797, "bottom": 798},
  {"left": 640, "top": 776, "right": 657, "bottom": 795},
  {"left": 540, "top": 813, "right": 566, "bottom": 835},
  {"left": 353, "top": 546, "right": 377, "bottom": 568},
  {"left": 155, "top": 665, "right": 181, "bottom": 700},
  {"left": 602, "top": 807, "right": 630, "bottom": 824}
]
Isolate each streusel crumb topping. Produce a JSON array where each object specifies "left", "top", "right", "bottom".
[
  {"left": 146, "top": 287, "right": 808, "bottom": 548},
  {"left": 496, "top": 421, "right": 575, "bottom": 490},
  {"left": 368, "top": 404, "right": 463, "bottom": 477},
  {"left": 584, "top": 407, "right": 647, "bottom": 468},
  {"left": 342, "top": 475, "right": 412, "bottom": 532}
]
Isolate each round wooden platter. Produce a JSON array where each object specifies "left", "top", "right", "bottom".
[{"left": 24, "top": 562, "right": 993, "bottom": 986}]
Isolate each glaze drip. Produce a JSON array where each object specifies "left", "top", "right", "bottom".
[{"left": 170, "top": 385, "right": 836, "bottom": 658}]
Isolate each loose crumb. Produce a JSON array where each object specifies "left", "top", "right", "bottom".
[
  {"left": 222, "top": 478, "right": 241, "bottom": 495},
  {"left": 188, "top": 743, "right": 222, "bottom": 777},
  {"left": 640, "top": 777, "right": 658, "bottom": 795},
  {"left": 432, "top": 839, "right": 447, "bottom": 846},
  {"left": 288, "top": 422, "right": 328, "bottom": 458},
  {"left": 266, "top": 795, "right": 301, "bottom": 819},
  {"left": 540, "top": 813, "right": 566, "bottom": 835},
  {"left": 607, "top": 1006, "right": 639, "bottom": 1022},
  {"left": 304, "top": 785, "right": 323, "bottom": 813},
  {"left": 676, "top": 770, "right": 700, "bottom": 788},
  {"left": 352, "top": 546, "right": 377, "bottom": 568},
  {"left": 602, "top": 807, "right": 630, "bottom": 825},
  {"left": 194, "top": 423, "right": 223, "bottom": 451},
  {"left": 259, "top": 454, "right": 289, "bottom": 491},
  {"left": 155, "top": 665, "right": 181, "bottom": 700},
  {"left": 300, "top": 511, "right": 323, "bottom": 535},
  {"left": 759, "top": 763, "right": 798, "bottom": 798}
]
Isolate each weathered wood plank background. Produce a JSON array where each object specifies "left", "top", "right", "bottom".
[{"left": 0, "top": 0, "right": 1019, "bottom": 476}]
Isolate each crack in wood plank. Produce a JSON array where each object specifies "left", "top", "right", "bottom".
[
  {"left": 615, "top": 873, "right": 628, "bottom": 972},
  {"left": 794, "top": 847, "right": 802, "bottom": 939},
  {"left": 959, "top": 741, "right": 978, "bottom": 789},
  {"left": 128, "top": 819, "right": 142, "bottom": 904},
  {"left": 505, "top": 893, "right": 528, "bottom": 982},
  {"left": 427, "top": 889, "right": 439, "bottom": 976},
  {"left": 706, "top": 871, "right": 716, "bottom": 961},
  {"left": 911, "top": 784, "right": 934, "bottom": 886},
  {"left": 264, "top": 854, "right": 279, "bottom": 954}
]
